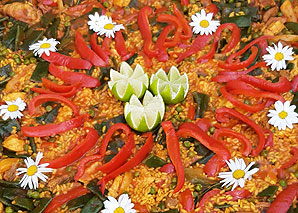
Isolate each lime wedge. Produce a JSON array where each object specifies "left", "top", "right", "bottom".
[
  {"left": 150, "top": 66, "right": 189, "bottom": 105},
  {"left": 108, "top": 62, "right": 149, "bottom": 102},
  {"left": 124, "top": 91, "right": 165, "bottom": 132}
]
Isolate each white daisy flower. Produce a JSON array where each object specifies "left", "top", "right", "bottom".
[
  {"left": 29, "top": 38, "right": 60, "bottom": 57},
  {"left": 16, "top": 152, "right": 53, "bottom": 190},
  {"left": 189, "top": 9, "right": 220, "bottom": 35},
  {"left": 88, "top": 13, "right": 124, "bottom": 38},
  {"left": 262, "top": 42, "right": 294, "bottom": 71},
  {"left": 0, "top": 98, "right": 26, "bottom": 120},
  {"left": 218, "top": 158, "right": 259, "bottom": 191},
  {"left": 267, "top": 100, "right": 298, "bottom": 130},
  {"left": 102, "top": 194, "right": 136, "bottom": 213}
]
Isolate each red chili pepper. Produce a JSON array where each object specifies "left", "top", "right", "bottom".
[
  {"left": 187, "top": 104, "right": 196, "bottom": 120},
  {"left": 162, "top": 121, "right": 185, "bottom": 193},
  {"left": 138, "top": 7, "right": 158, "bottom": 58},
  {"left": 49, "top": 63, "right": 100, "bottom": 88},
  {"left": 181, "top": 0, "right": 189, "bottom": 6},
  {"left": 22, "top": 114, "right": 88, "bottom": 137},
  {"left": 178, "top": 189, "right": 195, "bottom": 212},
  {"left": 42, "top": 128, "right": 98, "bottom": 169},
  {"left": 292, "top": 75, "right": 298, "bottom": 92},
  {"left": 215, "top": 107, "right": 265, "bottom": 156},
  {"left": 102, "top": 37, "right": 112, "bottom": 55},
  {"left": 225, "top": 189, "right": 250, "bottom": 201},
  {"left": 75, "top": 31, "right": 106, "bottom": 67},
  {"left": 279, "top": 147, "right": 298, "bottom": 169},
  {"left": 44, "top": 185, "right": 89, "bottom": 213},
  {"left": 267, "top": 183, "right": 298, "bottom": 213},
  {"left": 218, "top": 46, "right": 259, "bottom": 71},
  {"left": 159, "top": 163, "right": 175, "bottom": 174},
  {"left": 41, "top": 52, "right": 92, "bottom": 70},
  {"left": 197, "top": 189, "right": 221, "bottom": 213},
  {"left": 41, "top": 78, "right": 75, "bottom": 93},
  {"left": 31, "top": 86, "right": 80, "bottom": 98},
  {"left": 99, "top": 132, "right": 153, "bottom": 193},
  {"left": 155, "top": 25, "right": 174, "bottom": 62},
  {"left": 172, "top": 3, "right": 192, "bottom": 40},
  {"left": 90, "top": 33, "right": 109, "bottom": 64},
  {"left": 28, "top": 94, "right": 79, "bottom": 116},
  {"left": 213, "top": 128, "right": 252, "bottom": 156},
  {"left": 115, "top": 31, "right": 135, "bottom": 61}
]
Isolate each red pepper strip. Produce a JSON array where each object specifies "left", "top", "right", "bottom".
[
  {"left": 264, "top": 129, "right": 274, "bottom": 148},
  {"left": 49, "top": 63, "right": 100, "bottom": 88},
  {"left": 178, "top": 189, "right": 195, "bottom": 212},
  {"left": 187, "top": 104, "right": 195, "bottom": 120},
  {"left": 41, "top": 78, "right": 73, "bottom": 93},
  {"left": 292, "top": 75, "right": 298, "bottom": 92},
  {"left": 102, "top": 37, "right": 112, "bottom": 55},
  {"left": 204, "top": 154, "right": 226, "bottom": 177},
  {"left": 157, "top": 14, "right": 182, "bottom": 48},
  {"left": 213, "top": 128, "right": 252, "bottom": 156},
  {"left": 90, "top": 33, "right": 109, "bottom": 65},
  {"left": 66, "top": 2, "right": 105, "bottom": 17},
  {"left": 155, "top": 25, "right": 174, "bottom": 62},
  {"left": 218, "top": 46, "right": 258, "bottom": 71},
  {"left": 31, "top": 85, "right": 80, "bottom": 98},
  {"left": 138, "top": 7, "right": 158, "bottom": 58},
  {"left": 162, "top": 121, "right": 185, "bottom": 193},
  {"left": 176, "top": 34, "right": 212, "bottom": 63},
  {"left": 267, "top": 183, "right": 298, "bottom": 213},
  {"left": 229, "top": 88, "right": 285, "bottom": 102},
  {"left": 257, "top": 38, "right": 269, "bottom": 56},
  {"left": 44, "top": 185, "right": 88, "bottom": 213},
  {"left": 43, "top": 128, "right": 99, "bottom": 169},
  {"left": 280, "top": 147, "right": 298, "bottom": 169},
  {"left": 197, "top": 189, "right": 221, "bottom": 213},
  {"left": 41, "top": 0, "right": 57, "bottom": 6},
  {"left": 75, "top": 31, "right": 106, "bottom": 67},
  {"left": 172, "top": 3, "right": 192, "bottom": 40},
  {"left": 159, "top": 163, "right": 175, "bottom": 174},
  {"left": 181, "top": 0, "right": 189, "bottom": 6},
  {"left": 221, "top": 86, "right": 267, "bottom": 112},
  {"left": 41, "top": 52, "right": 92, "bottom": 70},
  {"left": 215, "top": 107, "right": 265, "bottom": 156},
  {"left": 74, "top": 155, "right": 103, "bottom": 181},
  {"left": 28, "top": 94, "right": 79, "bottom": 116},
  {"left": 225, "top": 80, "right": 259, "bottom": 92},
  {"left": 225, "top": 189, "right": 250, "bottom": 201},
  {"left": 206, "top": 3, "right": 218, "bottom": 14},
  {"left": 226, "top": 36, "right": 273, "bottom": 64},
  {"left": 115, "top": 31, "right": 135, "bottom": 61},
  {"left": 21, "top": 114, "right": 88, "bottom": 137},
  {"left": 195, "top": 118, "right": 212, "bottom": 132},
  {"left": 99, "top": 132, "right": 154, "bottom": 193}
]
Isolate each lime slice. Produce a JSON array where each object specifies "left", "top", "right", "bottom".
[
  {"left": 108, "top": 62, "right": 149, "bottom": 102},
  {"left": 150, "top": 66, "right": 189, "bottom": 105},
  {"left": 124, "top": 91, "right": 165, "bottom": 132}
]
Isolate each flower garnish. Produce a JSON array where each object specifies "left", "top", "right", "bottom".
[
  {"left": 16, "top": 152, "right": 53, "bottom": 190},
  {"left": 218, "top": 158, "right": 259, "bottom": 191},
  {"left": 88, "top": 13, "right": 124, "bottom": 38},
  {"left": 262, "top": 42, "right": 294, "bottom": 71},
  {"left": 29, "top": 38, "right": 60, "bottom": 57},
  {"left": 0, "top": 98, "right": 26, "bottom": 120},
  {"left": 101, "top": 194, "right": 136, "bottom": 213},
  {"left": 189, "top": 9, "right": 220, "bottom": 35},
  {"left": 267, "top": 100, "right": 298, "bottom": 130}
]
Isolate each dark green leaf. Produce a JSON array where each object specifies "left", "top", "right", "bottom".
[
  {"left": 14, "top": 197, "right": 34, "bottom": 211},
  {"left": 94, "top": 115, "right": 125, "bottom": 135},
  {"left": 143, "top": 154, "right": 167, "bottom": 168},
  {"left": 2, "top": 149, "right": 29, "bottom": 159},
  {"left": 3, "top": 21, "right": 27, "bottom": 50},
  {"left": 2, "top": 188, "right": 26, "bottom": 200},
  {"left": 126, "top": 53, "right": 138, "bottom": 65},
  {"left": 41, "top": 13, "right": 56, "bottom": 27},
  {"left": 257, "top": 185, "right": 278, "bottom": 197},
  {"left": 32, "top": 197, "right": 52, "bottom": 213},
  {"left": 285, "top": 22, "right": 298, "bottom": 35},
  {"left": 35, "top": 104, "right": 61, "bottom": 124},
  {"left": 0, "top": 119, "right": 20, "bottom": 140},
  {"left": 196, "top": 152, "right": 215, "bottom": 165},
  {"left": 30, "top": 61, "right": 49, "bottom": 82},
  {"left": 193, "top": 92, "right": 209, "bottom": 119},
  {"left": 86, "top": 179, "right": 106, "bottom": 201},
  {"left": 194, "top": 142, "right": 211, "bottom": 156},
  {"left": 221, "top": 16, "right": 251, "bottom": 28},
  {"left": 67, "top": 193, "right": 93, "bottom": 211},
  {"left": 81, "top": 196, "right": 103, "bottom": 213},
  {"left": 0, "top": 64, "right": 13, "bottom": 78},
  {"left": 0, "top": 180, "right": 20, "bottom": 188},
  {"left": 45, "top": 18, "right": 60, "bottom": 39},
  {"left": 0, "top": 77, "right": 11, "bottom": 91},
  {"left": 104, "top": 153, "right": 117, "bottom": 163},
  {"left": 15, "top": 25, "right": 25, "bottom": 50},
  {"left": 20, "top": 30, "right": 44, "bottom": 50},
  {"left": 214, "top": 204, "right": 232, "bottom": 209},
  {"left": 29, "top": 137, "right": 37, "bottom": 153}
]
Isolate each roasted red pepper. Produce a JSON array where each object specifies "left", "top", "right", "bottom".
[
  {"left": 28, "top": 94, "right": 79, "bottom": 116},
  {"left": 115, "top": 31, "right": 135, "bottom": 61},
  {"left": 49, "top": 63, "right": 100, "bottom": 88},
  {"left": 155, "top": 25, "right": 174, "bottom": 62},
  {"left": 31, "top": 86, "right": 80, "bottom": 98},
  {"left": 22, "top": 114, "right": 88, "bottom": 137},
  {"left": 42, "top": 128, "right": 99, "bottom": 169},
  {"left": 102, "top": 37, "right": 112, "bottom": 55},
  {"left": 41, "top": 78, "right": 76, "bottom": 93},
  {"left": 74, "top": 155, "right": 103, "bottom": 181},
  {"left": 206, "top": 3, "right": 218, "bottom": 14},
  {"left": 187, "top": 104, "right": 196, "bottom": 120},
  {"left": 215, "top": 107, "right": 265, "bottom": 156},
  {"left": 225, "top": 189, "right": 250, "bottom": 201},
  {"left": 162, "top": 121, "right": 185, "bottom": 193},
  {"left": 195, "top": 118, "right": 212, "bottom": 132},
  {"left": 197, "top": 189, "right": 221, "bottom": 213},
  {"left": 75, "top": 31, "right": 106, "bottom": 67},
  {"left": 292, "top": 75, "right": 298, "bottom": 92},
  {"left": 178, "top": 189, "right": 195, "bottom": 212},
  {"left": 44, "top": 185, "right": 89, "bottom": 213},
  {"left": 41, "top": 52, "right": 92, "bottom": 70},
  {"left": 264, "top": 128, "right": 274, "bottom": 148},
  {"left": 181, "top": 0, "right": 189, "bottom": 6},
  {"left": 279, "top": 147, "right": 298, "bottom": 170},
  {"left": 159, "top": 163, "right": 175, "bottom": 174},
  {"left": 173, "top": 3, "right": 192, "bottom": 40},
  {"left": 229, "top": 88, "right": 285, "bottom": 102},
  {"left": 267, "top": 183, "right": 298, "bottom": 213},
  {"left": 90, "top": 33, "right": 109, "bottom": 65}
]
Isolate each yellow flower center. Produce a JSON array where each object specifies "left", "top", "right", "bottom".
[
  {"left": 200, "top": 20, "right": 209, "bottom": 28},
  {"left": 40, "top": 43, "right": 51, "bottom": 49},
  {"left": 278, "top": 111, "right": 288, "bottom": 119},
  {"left": 114, "top": 207, "right": 125, "bottom": 213},
  {"left": 104, "top": 23, "right": 115, "bottom": 30},
  {"left": 275, "top": 52, "right": 284, "bottom": 61},
  {"left": 232, "top": 169, "right": 245, "bottom": 179},
  {"left": 27, "top": 165, "right": 37, "bottom": 176},
  {"left": 7, "top": 104, "right": 19, "bottom": 112}
]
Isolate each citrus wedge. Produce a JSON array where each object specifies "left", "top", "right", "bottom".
[
  {"left": 150, "top": 66, "right": 189, "bottom": 105},
  {"left": 108, "top": 62, "right": 149, "bottom": 102},
  {"left": 124, "top": 91, "right": 165, "bottom": 132}
]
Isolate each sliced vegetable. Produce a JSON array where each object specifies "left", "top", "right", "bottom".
[
  {"left": 32, "top": 197, "right": 52, "bottom": 213},
  {"left": 35, "top": 104, "right": 61, "bottom": 124},
  {"left": 14, "top": 197, "right": 34, "bottom": 211},
  {"left": 30, "top": 61, "right": 49, "bottom": 82},
  {"left": 67, "top": 193, "right": 93, "bottom": 211},
  {"left": 81, "top": 196, "right": 103, "bottom": 213},
  {"left": 144, "top": 154, "right": 167, "bottom": 168},
  {"left": 257, "top": 185, "right": 278, "bottom": 197},
  {"left": 193, "top": 92, "right": 209, "bottom": 119}
]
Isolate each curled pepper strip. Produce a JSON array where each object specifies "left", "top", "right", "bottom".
[
  {"left": 115, "top": 31, "right": 135, "bottom": 61},
  {"left": 41, "top": 78, "right": 76, "bottom": 93},
  {"left": 74, "top": 155, "right": 103, "bottom": 181},
  {"left": 102, "top": 37, "right": 112, "bottom": 55},
  {"left": 31, "top": 85, "right": 80, "bottom": 98},
  {"left": 213, "top": 128, "right": 252, "bottom": 156},
  {"left": 90, "top": 33, "right": 109, "bottom": 65},
  {"left": 181, "top": 0, "right": 189, "bottom": 6},
  {"left": 49, "top": 63, "right": 100, "bottom": 88},
  {"left": 229, "top": 88, "right": 285, "bottom": 102},
  {"left": 75, "top": 31, "right": 106, "bottom": 67},
  {"left": 267, "top": 183, "right": 298, "bottom": 213},
  {"left": 155, "top": 25, "right": 174, "bottom": 62},
  {"left": 225, "top": 189, "right": 250, "bottom": 201},
  {"left": 197, "top": 189, "right": 221, "bottom": 213},
  {"left": 173, "top": 3, "right": 192, "bottom": 40},
  {"left": 279, "top": 147, "right": 298, "bottom": 170},
  {"left": 28, "top": 94, "right": 79, "bottom": 116},
  {"left": 42, "top": 128, "right": 99, "bottom": 169},
  {"left": 162, "top": 121, "right": 185, "bottom": 193},
  {"left": 21, "top": 114, "right": 88, "bottom": 137},
  {"left": 99, "top": 132, "right": 154, "bottom": 193},
  {"left": 215, "top": 107, "right": 265, "bottom": 156},
  {"left": 41, "top": 52, "right": 92, "bottom": 70},
  {"left": 178, "top": 189, "right": 195, "bottom": 212},
  {"left": 44, "top": 185, "right": 88, "bottom": 213}
]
